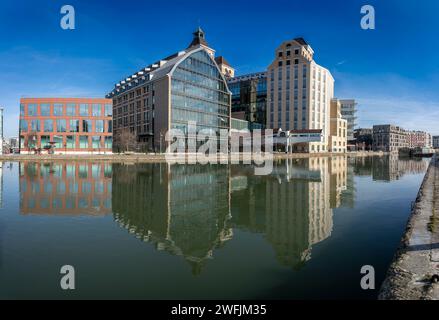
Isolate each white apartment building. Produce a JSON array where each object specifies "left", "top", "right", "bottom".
[{"left": 267, "top": 38, "right": 334, "bottom": 153}]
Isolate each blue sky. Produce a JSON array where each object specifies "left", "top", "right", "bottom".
[{"left": 1, "top": 0, "right": 439, "bottom": 137}]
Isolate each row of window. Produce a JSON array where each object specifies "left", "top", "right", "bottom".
[
  {"left": 20, "top": 103, "right": 112, "bottom": 117},
  {"left": 20, "top": 119, "right": 112, "bottom": 133},
  {"left": 21, "top": 135, "right": 113, "bottom": 149}
]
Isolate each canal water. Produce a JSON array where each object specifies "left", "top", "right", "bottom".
[{"left": 0, "top": 156, "right": 429, "bottom": 299}]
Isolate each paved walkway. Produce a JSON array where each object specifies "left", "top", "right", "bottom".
[{"left": 380, "top": 155, "right": 439, "bottom": 300}]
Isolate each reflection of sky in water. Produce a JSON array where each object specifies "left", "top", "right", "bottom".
[{"left": 0, "top": 157, "right": 431, "bottom": 299}]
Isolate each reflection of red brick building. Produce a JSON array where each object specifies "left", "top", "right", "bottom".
[
  {"left": 19, "top": 98, "right": 113, "bottom": 154},
  {"left": 19, "top": 162, "right": 112, "bottom": 216}
]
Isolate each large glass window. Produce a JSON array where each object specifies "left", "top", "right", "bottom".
[
  {"left": 92, "top": 136, "right": 101, "bottom": 149},
  {"left": 92, "top": 104, "right": 101, "bottom": 117},
  {"left": 66, "top": 103, "right": 76, "bottom": 116},
  {"left": 41, "top": 135, "right": 50, "bottom": 148},
  {"left": 82, "top": 120, "right": 92, "bottom": 132},
  {"left": 170, "top": 50, "right": 231, "bottom": 137},
  {"left": 105, "top": 136, "right": 112, "bottom": 149},
  {"left": 104, "top": 104, "right": 112, "bottom": 116},
  {"left": 79, "top": 136, "right": 88, "bottom": 149},
  {"left": 69, "top": 119, "right": 79, "bottom": 132},
  {"left": 28, "top": 104, "right": 37, "bottom": 116},
  {"left": 53, "top": 136, "right": 63, "bottom": 148},
  {"left": 44, "top": 119, "right": 53, "bottom": 132},
  {"left": 56, "top": 119, "right": 66, "bottom": 132},
  {"left": 80, "top": 104, "right": 89, "bottom": 116},
  {"left": 41, "top": 104, "right": 50, "bottom": 116},
  {"left": 31, "top": 119, "right": 40, "bottom": 131},
  {"left": 20, "top": 120, "right": 28, "bottom": 132},
  {"left": 95, "top": 120, "right": 104, "bottom": 133},
  {"left": 53, "top": 103, "right": 64, "bottom": 116},
  {"left": 66, "top": 136, "right": 75, "bottom": 149}
]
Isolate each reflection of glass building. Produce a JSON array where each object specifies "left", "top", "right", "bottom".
[
  {"left": 231, "top": 157, "right": 347, "bottom": 269},
  {"left": 108, "top": 28, "right": 231, "bottom": 152},
  {"left": 19, "top": 162, "right": 112, "bottom": 215},
  {"left": 112, "top": 163, "right": 232, "bottom": 275}
]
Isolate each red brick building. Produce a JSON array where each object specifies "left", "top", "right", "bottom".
[{"left": 19, "top": 98, "right": 113, "bottom": 154}]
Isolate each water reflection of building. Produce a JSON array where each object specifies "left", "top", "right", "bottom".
[
  {"left": 231, "top": 157, "right": 347, "bottom": 269},
  {"left": 349, "top": 155, "right": 428, "bottom": 182},
  {"left": 19, "top": 162, "right": 112, "bottom": 215},
  {"left": 112, "top": 163, "right": 232, "bottom": 275},
  {"left": 0, "top": 161, "right": 3, "bottom": 208}
]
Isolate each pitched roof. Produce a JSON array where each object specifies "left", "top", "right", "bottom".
[
  {"left": 294, "top": 37, "right": 308, "bottom": 46},
  {"left": 187, "top": 27, "right": 209, "bottom": 48},
  {"left": 214, "top": 56, "right": 231, "bottom": 67}
]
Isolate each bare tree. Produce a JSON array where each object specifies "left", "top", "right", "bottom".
[{"left": 115, "top": 128, "right": 137, "bottom": 153}]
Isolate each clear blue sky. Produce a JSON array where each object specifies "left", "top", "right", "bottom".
[{"left": 1, "top": 0, "right": 439, "bottom": 137}]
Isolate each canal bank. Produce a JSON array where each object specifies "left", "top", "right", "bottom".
[
  {"left": 0, "top": 151, "right": 387, "bottom": 163},
  {"left": 379, "top": 155, "right": 439, "bottom": 300}
]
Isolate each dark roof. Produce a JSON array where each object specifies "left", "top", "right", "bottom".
[
  {"left": 215, "top": 56, "right": 231, "bottom": 67},
  {"left": 187, "top": 27, "right": 209, "bottom": 48},
  {"left": 294, "top": 37, "right": 308, "bottom": 46}
]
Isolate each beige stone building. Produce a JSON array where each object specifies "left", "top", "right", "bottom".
[
  {"left": 267, "top": 38, "right": 334, "bottom": 153},
  {"left": 329, "top": 99, "right": 347, "bottom": 153}
]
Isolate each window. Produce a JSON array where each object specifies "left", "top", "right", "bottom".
[
  {"left": 66, "top": 104, "right": 76, "bottom": 116},
  {"left": 54, "top": 136, "right": 63, "bottom": 149},
  {"left": 80, "top": 104, "right": 89, "bottom": 116},
  {"left": 92, "top": 136, "right": 101, "bottom": 149},
  {"left": 44, "top": 120, "right": 53, "bottom": 132},
  {"left": 82, "top": 120, "right": 92, "bottom": 132},
  {"left": 105, "top": 136, "right": 112, "bottom": 149},
  {"left": 286, "top": 60, "right": 291, "bottom": 66},
  {"left": 41, "top": 135, "right": 50, "bottom": 148},
  {"left": 278, "top": 52, "right": 283, "bottom": 57},
  {"left": 92, "top": 104, "right": 101, "bottom": 117},
  {"left": 294, "top": 59, "right": 299, "bottom": 65},
  {"left": 79, "top": 136, "right": 88, "bottom": 149},
  {"left": 66, "top": 136, "right": 75, "bottom": 149},
  {"left": 53, "top": 104, "right": 64, "bottom": 116},
  {"left": 294, "top": 49, "right": 299, "bottom": 54},
  {"left": 56, "top": 119, "right": 66, "bottom": 132},
  {"left": 286, "top": 51, "right": 291, "bottom": 56},
  {"left": 278, "top": 61, "right": 282, "bottom": 67},
  {"left": 104, "top": 104, "right": 112, "bottom": 116},
  {"left": 28, "top": 104, "right": 37, "bottom": 116},
  {"left": 20, "top": 120, "right": 28, "bottom": 132},
  {"left": 107, "top": 120, "right": 112, "bottom": 133},
  {"left": 95, "top": 120, "right": 104, "bottom": 133},
  {"left": 69, "top": 119, "right": 79, "bottom": 132},
  {"left": 20, "top": 104, "right": 25, "bottom": 116},
  {"left": 31, "top": 120, "right": 40, "bottom": 131},
  {"left": 41, "top": 104, "right": 50, "bottom": 116}
]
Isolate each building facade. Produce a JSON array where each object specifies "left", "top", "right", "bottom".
[
  {"left": 372, "top": 124, "right": 408, "bottom": 152},
  {"left": 266, "top": 38, "right": 334, "bottom": 153},
  {"left": 328, "top": 99, "right": 347, "bottom": 153},
  {"left": 407, "top": 130, "right": 432, "bottom": 148},
  {"left": 107, "top": 28, "right": 231, "bottom": 152},
  {"left": 433, "top": 136, "right": 439, "bottom": 149},
  {"left": 227, "top": 72, "right": 267, "bottom": 129},
  {"left": 339, "top": 99, "right": 357, "bottom": 142},
  {"left": 354, "top": 128, "right": 373, "bottom": 150},
  {"left": 0, "top": 107, "right": 3, "bottom": 154},
  {"left": 19, "top": 98, "right": 113, "bottom": 154}
]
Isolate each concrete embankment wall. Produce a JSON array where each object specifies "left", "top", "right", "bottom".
[
  {"left": 379, "top": 155, "right": 439, "bottom": 300},
  {"left": 0, "top": 151, "right": 387, "bottom": 163}
]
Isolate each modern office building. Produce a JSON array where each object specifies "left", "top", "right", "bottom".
[
  {"left": 19, "top": 98, "right": 113, "bottom": 154},
  {"left": 354, "top": 128, "right": 373, "bottom": 150},
  {"left": 0, "top": 107, "right": 3, "bottom": 154},
  {"left": 266, "top": 37, "right": 334, "bottom": 153},
  {"left": 433, "top": 136, "right": 439, "bottom": 149},
  {"left": 407, "top": 130, "right": 432, "bottom": 148},
  {"left": 227, "top": 72, "right": 267, "bottom": 129},
  {"left": 328, "top": 99, "right": 347, "bottom": 153},
  {"left": 107, "top": 28, "right": 232, "bottom": 152},
  {"left": 372, "top": 124, "right": 408, "bottom": 152},
  {"left": 339, "top": 99, "right": 357, "bottom": 142}
]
